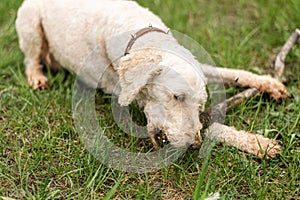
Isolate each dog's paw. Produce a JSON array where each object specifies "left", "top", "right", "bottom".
[
  {"left": 257, "top": 76, "right": 289, "bottom": 99},
  {"left": 248, "top": 134, "right": 281, "bottom": 158},
  {"left": 27, "top": 72, "right": 48, "bottom": 90}
]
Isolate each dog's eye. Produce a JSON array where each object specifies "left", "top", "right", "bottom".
[{"left": 174, "top": 94, "right": 185, "bottom": 103}]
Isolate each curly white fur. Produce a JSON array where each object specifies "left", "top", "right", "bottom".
[{"left": 16, "top": 0, "right": 287, "bottom": 154}]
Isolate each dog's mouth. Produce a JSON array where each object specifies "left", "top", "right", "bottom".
[
  {"left": 150, "top": 128, "right": 169, "bottom": 148},
  {"left": 149, "top": 128, "right": 202, "bottom": 150}
]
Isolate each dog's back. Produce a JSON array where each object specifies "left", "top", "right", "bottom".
[{"left": 16, "top": 0, "right": 167, "bottom": 78}]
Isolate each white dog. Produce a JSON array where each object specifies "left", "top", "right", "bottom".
[{"left": 16, "top": 0, "right": 287, "bottom": 157}]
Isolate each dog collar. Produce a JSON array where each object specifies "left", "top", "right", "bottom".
[{"left": 124, "top": 25, "right": 168, "bottom": 56}]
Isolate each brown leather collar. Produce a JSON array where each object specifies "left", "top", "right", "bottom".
[{"left": 124, "top": 26, "right": 168, "bottom": 56}]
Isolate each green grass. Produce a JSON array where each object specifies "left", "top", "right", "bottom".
[{"left": 0, "top": 0, "right": 299, "bottom": 199}]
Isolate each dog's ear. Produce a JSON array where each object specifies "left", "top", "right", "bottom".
[{"left": 118, "top": 49, "right": 163, "bottom": 106}]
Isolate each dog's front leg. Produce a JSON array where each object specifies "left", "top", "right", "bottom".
[
  {"left": 204, "top": 122, "right": 281, "bottom": 158},
  {"left": 201, "top": 64, "right": 288, "bottom": 99}
]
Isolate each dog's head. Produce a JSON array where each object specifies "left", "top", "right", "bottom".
[{"left": 118, "top": 48, "right": 207, "bottom": 148}]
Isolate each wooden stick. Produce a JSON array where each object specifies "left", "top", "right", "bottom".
[
  {"left": 275, "top": 28, "right": 300, "bottom": 79},
  {"left": 194, "top": 29, "right": 300, "bottom": 157},
  {"left": 199, "top": 28, "right": 299, "bottom": 127},
  {"left": 212, "top": 88, "right": 259, "bottom": 113},
  {"left": 199, "top": 88, "right": 259, "bottom": 129}
]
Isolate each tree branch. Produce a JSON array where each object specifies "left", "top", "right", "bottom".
[
  {"left": 199, "top": 28, "right": 299, "bottom": 127},
  {"left": 275, "top": 28, "right": 300, "bottom": 79}
]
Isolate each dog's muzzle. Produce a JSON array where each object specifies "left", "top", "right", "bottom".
[{"left": 150, "top": 128, "right": 200, "bottom": 149}]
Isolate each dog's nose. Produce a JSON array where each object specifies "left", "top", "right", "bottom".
[{"left": 189, "top": 142, "right": 200, "bottom": 150}]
